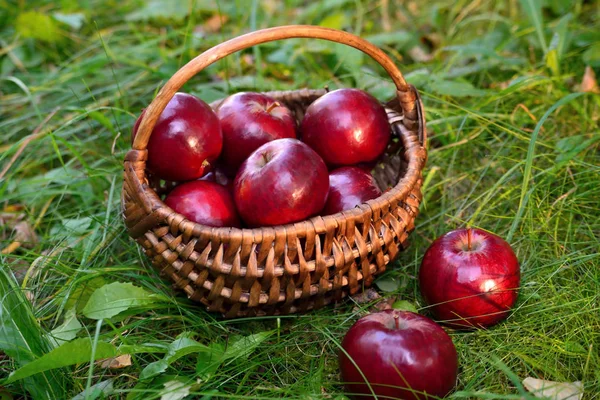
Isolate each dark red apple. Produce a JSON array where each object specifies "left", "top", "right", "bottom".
[
  {"left": 132, "top": 92, "right": 222, "bottom": 182},
  {"left": 323, "top": 166, "right": 382, "bottom": 215},
  {"left": 419, "top": 228, "right": 520, "bottom": 329},
  {"left": 164, "top": 180, "right": 240, "bottom": 228},
  {"left": 217, "top": 92, "right": 297, "bottom": 175},
  {"left": 300, "top": 88, "right": 390, "bottom": 166},
  {"left": 339, "top": 310, "right": 458, "bottom": 400},
  {"left": 234, "top": 138, "right": 328, "bottom": 227}
]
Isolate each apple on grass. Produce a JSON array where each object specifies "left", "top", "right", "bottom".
[
  {"left": 164, "top": 180, "right": 241, "bottom": 228},
  {"left": 322, "top": 166, "right": 382, "bottom": 215},
  {"left": 132, "top": 92, "right": 222, "bottom": 182},
  {"left": 419, "top": 228, "right": 520, "bottom": 329},
  {"left": 234, "top": 138, "right": 329, "bottom": 227},
  {"left": 339, "top": 310, "right": 458, "bottom": 400},
  {"left": 301, "top": 88, "right": 390, "bottom": 166},
  {"left": 217, "top": 92, "right": 297, "bottom": 176}
]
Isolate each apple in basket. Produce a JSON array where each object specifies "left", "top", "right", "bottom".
[
  {"left": 233, "top": 138, "right": 329, "bottom": 227},
  {"left": 339, "top": 310, "right": 458, "bottom": 400},
  {"left": 322, "top": 166, "right": 382, "bottom": 215},
  {"left": 217, "top": 92, "right": 297, "bottom": 176},
  {"left": 132, "top": 92, "right": 222, "bottom": 182},
  {"left": 419, "top": 228, "right": 520, "bottom": 328},
  {"left": 301, "top": 88, "right": 390, "bottom": 167},
  {"left": 164, "top": 180, "right": 241, "bottom": 228}
]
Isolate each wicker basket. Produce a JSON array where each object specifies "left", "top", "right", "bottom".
[{"left": 121, "top": 25, "right": 427, "bottom": 318}]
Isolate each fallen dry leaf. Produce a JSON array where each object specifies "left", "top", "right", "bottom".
[
  {"left": 350, "top": 288, "right": 381, "bottom": 304},
  {"left": 523, "top": 377, "right": 583, "bottom": 400},
  {"left": 408, "top": 46, "right": 433, "bottom": 63},
  {"left": 98, "top": 354, "right": 132, "bottom": 369},
  {"left": 1, "top": 209, "right": 38, "bottom": 254},
  {"left": 261, "top": 0, "right": 279, "bottom": 15},
  {"left": 373, "top": 300, "right": 393, "bottom": 311},
  {"left": 351, "top": 288, "right": 398, "bottom": 313},
  {"left": 407, "top": 1, "right": 419, "bottom": 15},
  {"left": 12, "top": 221, "right": 38, "bottom": 247},
  {"left": 579, "top": 66, "right": 600, "bottom": 94},
  {"left": 196, "top": 14, "right": 228, "bottom": 34}
]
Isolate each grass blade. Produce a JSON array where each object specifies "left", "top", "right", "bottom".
[
  {"left": 519, "top": 0, "right": 548, "bottom": 54},
  {"left": 507, "top": 92, "right": 585, "bottom": 241},
  {"left": 0, "top": 265, "right": 69, "bottom": 398}
]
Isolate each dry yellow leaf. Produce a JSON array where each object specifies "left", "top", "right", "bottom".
[
  {"left": 523, "top": 377, "right": 583, "bottom": 400},
  {"left": 580, "top": 66, "right": 599, "bottom": 94},
  {"left": 200, "top": 14, "right": 228, "bottom": 34},
  {"left": 98, "top": 354, "right": 132, "bottom": 369}
]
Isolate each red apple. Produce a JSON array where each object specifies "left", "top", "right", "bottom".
[
  {"left": 164, "top": 180, "right": 240, "bottom": 228},
  {"left": 217, "top": 92, "right": 297, "bottom": 175},
  {"left": 132, "top": 92, "right": 222, "bottom": 182},
  {"left": 339, "top": 310, "right": 458, "bottom": 400},
  {"left": 300, "top": 88, "right": 390, "bottom": 166},
  {"left": 322, "top": 166, "right": 382, "bottom": 215},
  {"left": 234, "top": 138, "right": 328, "bottom": 227},
  {"left": 419, "top": 228, "right": 520, "bottom": 329}
]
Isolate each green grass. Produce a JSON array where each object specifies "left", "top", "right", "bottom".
[{"left": 1, "top": 0, "right": 599, "bottom": 399}]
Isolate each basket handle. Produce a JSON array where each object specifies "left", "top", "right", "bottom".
[{"left": 133, "top": 25, "right": 418, "bottom": 150}]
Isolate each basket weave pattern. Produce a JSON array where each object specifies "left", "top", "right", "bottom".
[{"left": 121, "top": 26, "right": 427, "bottom": 318}]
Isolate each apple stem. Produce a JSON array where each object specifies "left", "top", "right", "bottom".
[
  {"left": 324, "top": 85, "right": 330, "bottom": 93},
  {"left": 467, "top": 228, "right": 472, "bottom": 251},
  {"left": 394, "top": 314, "right": 400, "bottom": 330},
  {"left": 265, "top": 102, "right": 280, "bottom": 114}
]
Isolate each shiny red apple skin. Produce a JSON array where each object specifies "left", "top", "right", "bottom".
[
  {"left": 217, "top": 92, "right": 297, "bottom": 175},
  {"left": 419, "top": 228, "right": 520, "bottom": 329},
  {"left": 164, "top": 180, "right": 241, "bottom": 228},
  {"left": 234, "top": 138, "right": 329, "bottom": 227},
  {"left": 300, "top": 88, "right": 390, "bottom": 166},
  {"left": 132, "top": 92, "right": 222, "bottom": 182},
  {"left": 323, "top": 166, "right": 382, "bottom": 215},
  {"left": 339, "top": 310, "right": 458, "bottom": 400}
]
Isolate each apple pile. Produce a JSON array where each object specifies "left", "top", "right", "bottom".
[
  {"left": 133, "top": 89, "right": 390, "bottom": 228},
  {"left": 339, "top": 228, "right": 520, "bottom": 399}
]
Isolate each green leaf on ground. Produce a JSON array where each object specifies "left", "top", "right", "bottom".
[
  {"left": 392, "top": 300, "right": 418, "bottom": 313},
  {"left": 72, "top": 379, "right": 115, "bottom": 400},
  {"left": 52, "top": 12, "right": 85, "bottom": 30},
  {"left": 65, "top": 277, "right": 107, "bottom": 312},
  {"left": 125, "top": 0, "right": 217, "bottom": 21},
  {"left": 4, "top": 338, "right": 117, "bottom": 384},
  {"left": 364, "top": 31, "right": 415, "bottom": 48},
  {"left": 582, "top": 43, "right": 600, "bottom": 67},
  {"left": 140, "top": 336, "right": 213, "bottom": 381},
  {"left": 82, "top": 282, "right": 159, "bottom": 319},
  {"left": 222, "top": 331, "right": 271, "bottom": 362},
  {"left": 555, "top": 135, "right": 600, "bottom": 163},
  {"left": 15, "top": 11, "right": 62, "bottom": 43},
  {"left": 375, "top": 276, "right": 401, "bottom": 292},
  {"left": 47, "top": 307, "right": 82, "bottom": 347},
  {"left": 159, "top": 379, "right": 195, "bottom": 400}
]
